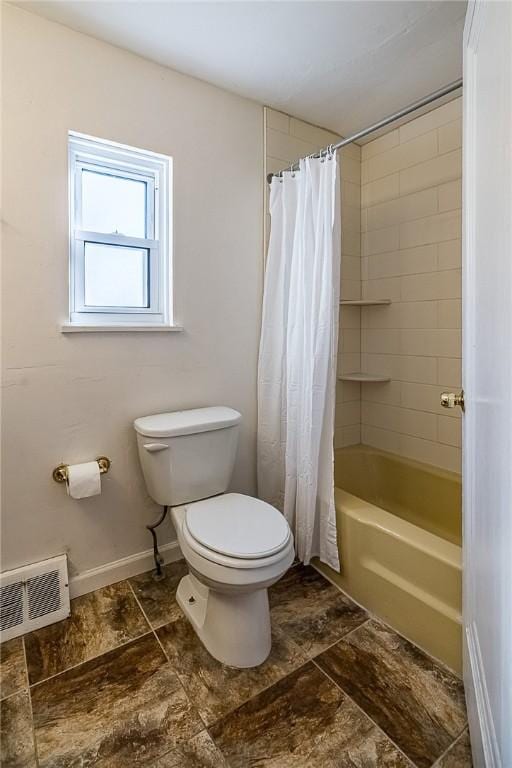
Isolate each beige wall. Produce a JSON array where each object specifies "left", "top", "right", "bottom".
[
  {"left": 264, "top": 109, "right": 362, "bottom": 450},
  {"left": 360, "top": 98, "right": 462, "bottom": 472},
  {"left": 1, "top": 6, "right": 264, "bottom": 577}
]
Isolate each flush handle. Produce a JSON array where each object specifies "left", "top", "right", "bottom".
[
  {"left": 440, "top": 390, "right": 465, "bottom": 411},
  {"left": 143, "top": 443, "right": 169, "bottom": 453}
]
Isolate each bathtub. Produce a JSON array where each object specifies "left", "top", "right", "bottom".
[{"left": 315, "top": 444, "right": 462, "bottom": 673}]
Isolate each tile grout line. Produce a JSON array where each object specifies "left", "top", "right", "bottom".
[
  {"left": 124, "top": 579, "right": 155, "bottom": 634},
  {"left": 126, "top": 567, "right": 328, "bottom": 734},
  {"left": 125, "top": 579, "right": 210, "bottom": 733},
  {"left": 311, "top": 657, "right": 417, "bottom": 768},
  {"left": 91, "top": 585, "right": 321, "bottom": 767},
  {"left": 200, "top": 624, "right": 311, "bottom": 731},
  {"left": 198, "top": 611, "right": 370, "bottom": 735},
  {"left": 358, "top": 427, "right": 462, "bottom": 458},
  {"left": 0, "top": 688, "right": 29, "bottom": 704},
  {"left": 305, "top": 617, "right": 371, "bottom": 662},
  {"left": 2, "top": 563, "right": 462, "bottom": 765},
  {"left": 24, "top": 579, "right": 158, "bottom": 690},
  {"left": 362, "top": 144, "right": 462, "bottom": 190},
  {"left": 27, "top": 629, "right": 155, "bottom": 691},
  {"left": 311, "top": 563, "right": 462, "bottom": 680},
  {"left": 125, "top": 580, "right": 172, "bottom": 663},
  {"left": 204, "top": 653, "right": 313, "bottom": 731},
  {"left": 21, "top": 636, "right": 40, "bottom": 767},
  {"left": 430, "top": 725, "right": 469, "bottom": 767},
  {"left": 309, "top": 584, "right": 467, "bottom": 767},
  {"left": 204, "top": 725, "right": 236, "bottom": 768},
  {"left": 15, "top": 564, "right": 466, "bottom": 767}
]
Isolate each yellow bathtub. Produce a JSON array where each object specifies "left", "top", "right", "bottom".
[{"left": 316, "top": 444, "right": 462, "bottom": 674}]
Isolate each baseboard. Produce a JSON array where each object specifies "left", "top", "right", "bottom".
[
  {"left": 465, "top": 622, "right": 501, "bottom": 768},
  {"left": 69, "top": 540, "right": 183, "bottom": 598}
]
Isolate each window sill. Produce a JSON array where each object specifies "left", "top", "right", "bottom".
[{"left": 61, "top": 323, "right": 184, "bottom": 333}]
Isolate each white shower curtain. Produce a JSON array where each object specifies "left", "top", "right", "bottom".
[{"left": 257, "top": 153, "right": 341, "bottom": 571}]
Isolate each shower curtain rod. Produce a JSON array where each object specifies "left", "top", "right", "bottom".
[{"left": 267, "top": 78, "right": 463, "bottom": 183}]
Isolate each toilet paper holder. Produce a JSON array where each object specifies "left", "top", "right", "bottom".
[{"left": 52, "top": 457, "right": 111, "bottom": 484}]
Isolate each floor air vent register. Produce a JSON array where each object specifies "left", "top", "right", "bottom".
[{"left": 0, "top": 554, "right": 70, "bottom": 642}]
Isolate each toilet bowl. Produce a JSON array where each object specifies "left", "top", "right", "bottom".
[
  {"left": 133, "top": 406, "right": 294, "bottom": 668},
  {"left": 171, "top": 493, "right": 294, "bottom": 667}
]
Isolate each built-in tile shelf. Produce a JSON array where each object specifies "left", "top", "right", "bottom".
[
  {"left": 338, "top": 373, "right": 391, "bottom": 383},
  {"left": 339, "top": 299, "right": 392, "bottom": 306}
]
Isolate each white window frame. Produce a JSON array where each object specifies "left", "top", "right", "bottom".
[{"left": 67, "top": 132, "right": 173, "bottom": 329}]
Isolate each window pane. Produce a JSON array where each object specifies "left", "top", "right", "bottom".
[
  {"left": 84, "top": 243, "right": 149, "bottom": 308},
  {"left": 81, "top": 170, "right": 147, "bottom": 237}
]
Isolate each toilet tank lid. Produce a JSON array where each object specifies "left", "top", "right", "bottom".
[{"left": 134, "top": 406, "right": 241, "bottom": 438}]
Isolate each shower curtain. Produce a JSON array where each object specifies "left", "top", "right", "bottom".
[{"left": 257, "top": 153, "right": 341, "bottom": 571}]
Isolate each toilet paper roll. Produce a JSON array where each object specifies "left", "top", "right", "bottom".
[{"left": 66, "top": 461, "right": 101, "bottom": 499}]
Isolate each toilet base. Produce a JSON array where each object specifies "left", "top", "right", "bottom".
[{"left": 176, "top": 573, "right": 272, "bottom": 668}]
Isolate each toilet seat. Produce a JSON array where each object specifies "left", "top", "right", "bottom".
[{"left": 182, "top": 493, "right": 291, "bottom": 568}]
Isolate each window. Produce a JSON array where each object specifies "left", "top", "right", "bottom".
[{"left": 67, "top": 133, "right": 173, "bottom": 329}]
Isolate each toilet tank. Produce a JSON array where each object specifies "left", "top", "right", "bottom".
[{"left": 134, "top": 407, "right": 241, "bottom": 507}]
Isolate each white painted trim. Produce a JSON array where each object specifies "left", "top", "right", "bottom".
[
  {"left": 69, "top": 540, "right": 182, "bottom": 598},
  {"left": 462, "top": 3, "right": 512, "bottom": 766},
  {"left": 61, "top": 324, "right": 183, "bottom": 333},
  {"left": 462, "top": 4, "right": 488, "bottom": 766},
  {"left": 67, "top": 131, "right": 173, "bottom": 329},
  {"left": 466, "top": 623, "right": 501, "bottom": 768}
]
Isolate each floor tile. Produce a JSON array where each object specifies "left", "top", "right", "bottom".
[
  {"left": 156, "top": 615, "right": 307, "bottom": 726},
  {"left": 129, "top": 560, "right": 188, "bottom": 629},
  {"left": 151, "top": 730, "right": 229, "bottom": 767},
  {"left": 24, "top": 580, "right": 149, "bottom": 685},
  {"left": 315, "top": 619, "right": 467, "bottom": 768},
  {"left": 210, "top": 661, "right": 413, "bottom": 767},
  {"left": 1, "top": 637, "right": 27, "bottom": 699},
  {"left": 0, "top": 690, "right": 37, "bottom": 767},
  {"left": 435, "top": 729, "right": 473, "bottom": 767},
  {"left": 31, "top": 633, "right": 203, "bottom": 767},
  {"left": 269, "top": 564, "right": 368, "bottom": 656}
]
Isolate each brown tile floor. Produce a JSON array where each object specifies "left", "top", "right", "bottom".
[{"left": 0, "top": 561, "right": 473, "bottom": 768}]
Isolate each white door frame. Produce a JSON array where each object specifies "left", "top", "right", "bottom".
[{"left": 462, "top": 2, "right": 512, "bottom": 766}]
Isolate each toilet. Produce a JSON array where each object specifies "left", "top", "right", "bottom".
[{"left": 134, "top": 406, "right": 294, "bottom": 668}]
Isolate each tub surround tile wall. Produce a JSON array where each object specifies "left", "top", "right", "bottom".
[
  {"left": 0, "top": 560, "right": 472, "bottom": 767},
  {"left": 360, "top": 97, "right": 462, "bottom": 472},
  {"left": 264, "top": 99, "right": 462, "bottom": 469},
  {"left": 264, "top": 108, "right": 362, "bottom": 450}
]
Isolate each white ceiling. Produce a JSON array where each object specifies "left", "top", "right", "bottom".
[{"left": 15, "top": 1, "right": 466, "bottom": 138}]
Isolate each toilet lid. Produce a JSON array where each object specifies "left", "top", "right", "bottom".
[{"left": 185, "top": 493, "right": 291, "bottom": 560}]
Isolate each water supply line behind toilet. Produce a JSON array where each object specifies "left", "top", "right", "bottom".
[{"left": 146, "top": 505, "right": 169, "bottom": 580}]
